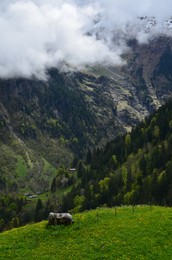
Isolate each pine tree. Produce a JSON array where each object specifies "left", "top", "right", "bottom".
[{"left": 34, "top": 199, "right": 43, "bottom": 222}]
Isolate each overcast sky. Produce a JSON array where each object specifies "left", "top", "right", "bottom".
[{"left": 0, "top": 0, "right": 172, "bottom": 79}]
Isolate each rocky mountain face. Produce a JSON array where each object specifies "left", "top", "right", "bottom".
[{"left": 1, "top": 36, "right": 172, "bottom": 192}]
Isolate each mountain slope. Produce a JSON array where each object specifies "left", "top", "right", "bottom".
[
  {"left": 1, "top": 36, "right": 172, "bottom": 193},
  {"left": 62, "top": 99, "right": 172, "bottom": 211}
]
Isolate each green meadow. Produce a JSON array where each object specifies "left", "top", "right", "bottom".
[{"left": 0, "top": 206, "right": 171, "bottom": 259}]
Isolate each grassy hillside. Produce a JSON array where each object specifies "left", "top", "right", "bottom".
[{"left": 0, "top": 206, "right": 171, "bottom": 259}]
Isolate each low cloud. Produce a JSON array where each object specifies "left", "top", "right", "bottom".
[{"left": 0, "top": 0, "right": 172, "bottom": 79}]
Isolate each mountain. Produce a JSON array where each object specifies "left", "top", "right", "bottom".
[{"left": 1, "top": 36, "right": 172, "bottom": 193}]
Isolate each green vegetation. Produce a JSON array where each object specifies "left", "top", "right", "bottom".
[
  {"left": 0, "top": 206, "right": 171, "bottom": 259},
  {"left": 0, "top": 195, "right": 27, "bottom": 231},
  {"left": 16, "top": 155, "right": 28, "bottom": 177}
]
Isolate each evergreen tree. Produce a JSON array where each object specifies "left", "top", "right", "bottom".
[
  {"left": 85, "top": 148, "right": 92, "bottom": 164},
  {"left": 11, "top": 217, "right": 20, "bottom": 229},
  {"left": 51, "top": 178, "right": 56, "bottom": 193},
  {"left": 34, "top": 199, "right": 43, "bottom": 222}
]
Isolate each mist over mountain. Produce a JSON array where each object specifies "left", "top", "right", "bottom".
[{"left": 1, "top": 0, "right": 172, "bottom": 79}]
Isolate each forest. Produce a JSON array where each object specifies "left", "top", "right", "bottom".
[{"left": 61, "top": 99, "right": 172, "bottom": 212}]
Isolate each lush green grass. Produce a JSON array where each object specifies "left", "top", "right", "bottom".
[
  {"left": 42, "top": 159, "right": 56, "bottom": 176},
  {"left": 0, "top": 206, "right": 171, "bottom": 259},
  {"left": 16, "top": 155, "right": 28, "bottom": 177}
]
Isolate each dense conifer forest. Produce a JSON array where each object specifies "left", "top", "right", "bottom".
[{"left": 61, "top": 99, "right": 172, "bottom": 212}]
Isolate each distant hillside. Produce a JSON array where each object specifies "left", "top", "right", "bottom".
[{"left": 0, "top": 206, "right": 171, "bottom": 259}]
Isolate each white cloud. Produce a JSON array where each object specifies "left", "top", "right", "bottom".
[{"left": 0, "top": 0, "right": 172, "bottom": 79}]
